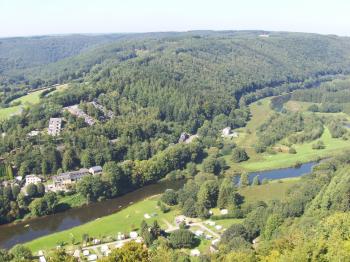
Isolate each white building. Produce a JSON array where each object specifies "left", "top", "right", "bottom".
[
  {"left": 25, "top": 175, "right": 42, "bottom": 186},
  {"left": 48, "top": 118, "right": 62, "bottom": 136},
  {"left": 222, "top": 127, "right": 231, "bottom": 136},
  {"left": 89, "top": 166, "right": 103, "bottom": 175}
]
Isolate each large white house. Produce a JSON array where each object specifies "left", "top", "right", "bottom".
[
  {"left": 25, "top": 175, "right": 42, "bottom": 186},
  {"left": 48, "top": 118, "right": 62, "bottom": 136}
]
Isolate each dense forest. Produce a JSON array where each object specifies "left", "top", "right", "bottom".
[{"left": 1, "top": 31, "right": 350, "bottom": 260}]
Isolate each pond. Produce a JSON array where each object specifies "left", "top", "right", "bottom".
[
  {"left": 234, "top": 161, "right": 317, "bottom": 184},
  {"left": 0, "top": 179, "right": 185, "bottom": 249}
]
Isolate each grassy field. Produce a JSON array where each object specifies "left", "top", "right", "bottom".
[
  {"left": 0, "top": 89, "right": 45, "bottom": 119},
  {"left": 239, "top": 127, "right": 350, "bottom": 171},
  {"left": 25, "top": 196, "right": 180, "bottom": 252},
  {"left": 238, "top": 178, "right": 300, "bottom": 203}
]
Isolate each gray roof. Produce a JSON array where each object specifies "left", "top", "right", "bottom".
[{"left": 89, "top": 166, "right": 102, "bottom": 172}]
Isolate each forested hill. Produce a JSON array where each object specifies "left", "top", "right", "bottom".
[
  {"left": 2, "top": 31, "right": 350, "bottom": 93},
  {"left": 0, "top": 34, "right": 125, "bottom": 86}
]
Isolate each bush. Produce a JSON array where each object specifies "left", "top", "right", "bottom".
[
  {"left": 312, "top": 140, "right": 325, "bottom": 150},
  {"left": 169, "top": 229, "right": 196, "bottom": 249},
  {"left": 289, "top": 147, "right": 297, "bottom": 154},
  {"left": 161, "top": 189, "right": 178, "bottom": 206},
  {"left": 232, "top": 148, "right": 249, "bottom": 163},
  {"left": 160, "top": 203, "right": 170, "bottom": 213}
]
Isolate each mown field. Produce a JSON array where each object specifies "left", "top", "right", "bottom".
[
  {"left": 0, "top": 84, "right": 69, "bottom": 119},
  {"left": 0, "top": 89, "right": 44, "bottom": 119}
]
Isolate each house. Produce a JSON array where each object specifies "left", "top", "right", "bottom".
[
  {"left": 64, "top": 105, "right": 96, "bottom": 126},
  {"left": 222, "top": 127, "right": 231, "bottom": 136},
  {"left": 221, "top": 127, "right": 238, "bottom": 138},
  {"left": 48, "top": 118, "right": 62, "bottom": 136},
  {"left": 89, "top": 166, "right": 103, "bottom": 175},
  {"left": 52, "top": 168, "right": 90, "bottom": 188},
  {"left": 25, "top": 175, "right": 42, "bottom": 186}
]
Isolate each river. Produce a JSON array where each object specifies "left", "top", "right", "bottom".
[
  {"left": 0, "top": 162, "right": 317, "bottom": 249},
  {"left": 0, "top": 179, "right": 185, "bottom": 249}
]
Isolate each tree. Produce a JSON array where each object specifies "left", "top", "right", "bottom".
[
  {"left": 9, "top": 244, "right": 32, "bottom": 261},
  {"left": 99, "top": 242, "right": 149, "bottom": 262},
  {"left": 221, "top": 224, "right": 249, "bottom": 243},
  {"left": 62, "top": 148, "right": 77, "bottom": 172},
  {"left": 26, "top": 183, "right": 38, "bottom": 198},
  {"left": 240, "top": 173, "right": 250, "bottom": 187},
  {"left": 47, "top": 249, "right": 77, "bottom": 262},
  {"left": 37, "top": 182, "right": 45, "bottom": 197},
  {"left": 161, "top": 189, "right": 178, "bottom": 206},
  {"left": 197, "top": 180, "right": 219, "bottom": 209},
  {"left": 0, "top": 249, "right": 12, "bottom": 262},
  {"left": 80, "top": 149, "right": 94, "bottom": 168},
  {"left": 77, "top": 175, "right": 107, "bottom": 202},
  {"left": 218, "top": 179, "right": 242, "bottom": 209},
  {"left": 196, "top": 202, "right": 210, "bottom": 219},
  {"left": 252, "top": 175, "right": 260, "bottom": 186},
  {"left": 169, "top": 229, "right": 196, "bottom": 249},
  {"left": 232, "top": 148, "right": 249, "bottom": 163},
  {"left": 262, "top": 214, "right": 283, "bottom": 240},
  {"left": 11, "top": 185, "right": 21, "bottom": 200},
  {"left": 182, "top": 198, "right": 197, "bottom": 217},
  {"left": 29, "top": 198, "right": 48, "bottom": 216},
  {"left": 185, "top": 162, "right": 198, "bottom": 177}
]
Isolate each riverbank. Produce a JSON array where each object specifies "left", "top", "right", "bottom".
[
  {"left": 24, "top": 176, "right": 299, "bottom": 253},
  {"left": 0, "top": 179, "right": 185, "bottom": 249}
]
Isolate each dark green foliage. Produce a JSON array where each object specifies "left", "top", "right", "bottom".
[
  {"left": 221, "top": 224, "right": 249, "bottom": 243},
  {"left": 217, "top": 178, "right": 242, "bottom": 208},
  {"left": 26, "top": 183, "right": 38, "bottom": 198},
  {"left": 9, "top": 244, "right": 32, "bottom": 261},
  {"left": 161, "top": 189, "right": 178, "bottom": 206},
  {"left": 197, "top": 180, "right": 219, "bottom": 209},
  {"left": 202, "top": 155, "right": 226, "bottom": 175},
  {"left": 182, "top": 198, "right": 197, "bottom": 217},
  {"left": 312, "top": 140, "right": 325, "bottom": 150},
  {"left": 240, "top": 173, "right": 250, "bottom": 187},
  {"left": 232, "top": 148, "right": 249, "bottom": 163},
  {"left": 169, "top": 229, "right": 196, "bottom": 249}
]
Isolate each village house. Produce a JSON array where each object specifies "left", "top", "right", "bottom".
[
  {"left": 52, "top": 168, "right": 90, "bottom": 188},
  {"left": 48, "top": 118, "right": 62, "bottom": 136},
  {"left": 25, "top": 174, "right": 42, "bottom": 186},
  {"left": 64, "top": 105, "right": 96, "bottom": 126},
  {"left": 89, "top": 166, "right": 103, "bottom": 175},
  {"left": 221, "top": 127, "right": 238, "bottom": 138}
]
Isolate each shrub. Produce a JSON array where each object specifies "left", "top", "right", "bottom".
[
  {"left": 232, "top": 148, "right": 249, "bottom": 163},
  {"left": 161, "top": 189, "right": 178, "bottom": 206},
  {"left": 169, "top": 229, "right": 196, "bottom": 249}
]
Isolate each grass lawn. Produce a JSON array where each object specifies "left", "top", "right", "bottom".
[
  {"left": 25, "top": 196, "right": 179, "bottom": 252},
  {"left": 0, "top": 89, "right": 45, "bottom": 119},
  {"left": 238, "top": 178, "right": 300, "bottom": 204},
  {"left": 58, "top": 193, "right": 86, "bottom": 208}
]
